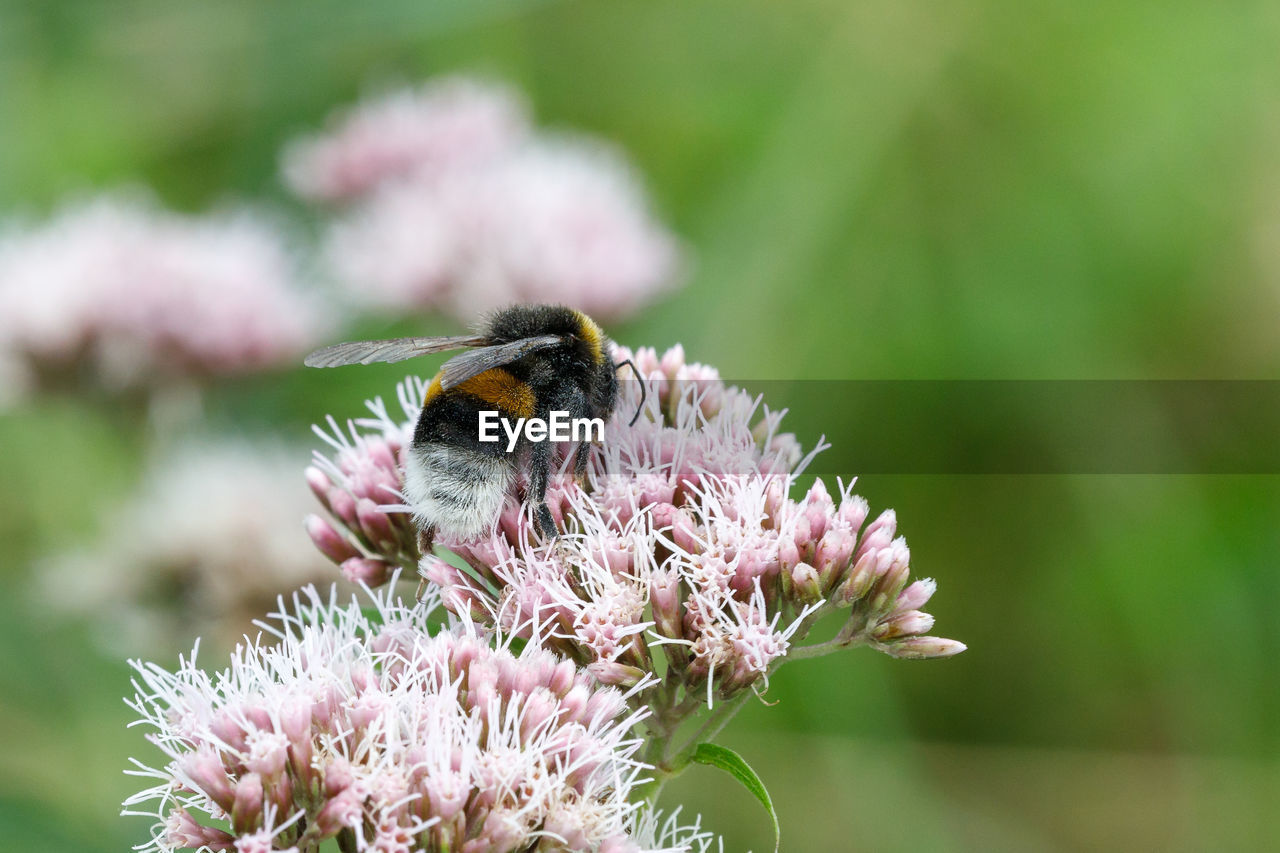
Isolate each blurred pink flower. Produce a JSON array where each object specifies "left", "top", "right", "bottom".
[
  {"left": 125, "top": 585, "right": 712, "bottom": 853},
  {"left": 39, "top": 440, "right": 342, "bottom": 653},
  {"left": 281, "top": 77, "right": 529, "bottom": 203},
  {"left": 0, "top": 193, "right": 329, "bottom": 398},
  {"left": 286, "top": 76, "right": 680, "bottom": 323}
]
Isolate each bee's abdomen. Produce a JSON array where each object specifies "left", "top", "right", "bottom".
[
  {"left": 422, "top": 367, "right": 535, "bottom": 418},
  {"left": 403, "top": 443, "right": 514, "bottom": 539}
]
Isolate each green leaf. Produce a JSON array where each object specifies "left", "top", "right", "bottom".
[{"left": 691, "top": 743, "right": 780, "bottom": 852}]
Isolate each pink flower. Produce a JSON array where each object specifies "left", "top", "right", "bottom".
[
  {"left": 289, "top": 75, "right": 680, "bottom": 323},
  {"left": 435, "top": 140, "right": 680, "bottom": 320},
  {"left": 282, "top": 77, "right": 528, "bottom": 203},
  {"left": 126, "top": 585, "right": 670, "bottom": 853},
  {"left": 308, "top": 344, "right": 964, "bottom": 714},
  {"left": 0, "top": 192, "right": 329, "bottom": 397},
  {"left": 39, "top": 440, "right": 340, "bottom": 653}
]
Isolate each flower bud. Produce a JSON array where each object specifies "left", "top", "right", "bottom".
[
  {"left": 312, "top": 785, "right": 363, "bottom": 838},
  {"left": 632, "top": 345, "right": 661, "bottom": 377},
  {"left": 231, "top": 772, "right": 264, "bottom": 834},
  {"left": 882, "top": 636, "right": 967, "bottom": 659},
  {"left": 671, "top": 507, "right": 700, "bottom": 555},
  {"left": 872, "top": 609, "right": 935, "bottom": 640},
  {"left": 777, "top": 536, "right": 801, "bottom": 573},
  {"left": 635, "top": 473, "right": 676, "bottom": 507},
  {"left": 838, "top": 549, "right": 878, "bottom": 605},
  {"left": 587, "top": 660, "right": 646, "bottom": 688},
  {"left": 802, "top": 480, "right": 832, "bottom": 541},
  {"left": 837, "top": 494, "right": 870, "bottom": 531},
  {"left": 180, "top": 748, "right": 236, "bottom": 812},
  {"left": 854, "top": 509, "right": 896, "bottom": 562},
  {"left": 425, "top": 771, "right": 469, "bottom": 822},
  {"left": 518, "top": 689, "right": 561, "bottom": 739},
  {"left": 326, "top": 487, "right": 359, "bottom": 528},
  {"left": 209, "top": 710, "right": 248, "bottom": 752},
  {"left": 815, "top": 527, "right": 855, "bottom": 589},
  {"left": 323, "top": 756, "right": 354, "bottom": 797},
  {"left": 897, "top": 578, "right": 937, "bottom": 611},
  {"left": 356, "top": 497, "right": 397, "bottom": 550},
  {"left": 494, "top": 497, "right": 523, "bottom": 541},
  {"left": 789, "top": 562, "right": 822, "bottom": 605},
  {"left": 305, "top": 514, "right": 361, "bottom": 564},
  {"left": 305, "top": 466, "right": 333, "bottom": 509},
  {"left": 165, "top": 809, "right": 235, "bottom": 850},
  {"left": 792, "top": 514, "right": 814, "bottom": 553},
  {"left": 559, "top": 682, "right": 592, "bottom": 723},
  {"left": 650, "top": 569, "right": 682, "bottom": 639},
  {"left": 244, "top": 729, "right": 289, "bottom": 780},
  {"left": 762, "top": 478, "right": 787, "bottom": 528},
  {"left": 340, "top": 556, "right": 394, "bottom": 586},
  {"left": 279, "top": 700, "right": 313, "bottom": 786},
  {"left": 660, "top": 343, "right": 686, "bottom": 378},
  {"left": 583, "top": 686, "right": 628, "bottom": 725},
  {"left": 364, "top": 436, "right": 398, "bottom": 473},
  {"left": 869, "top": 538, "right": 911, "bottom": 612}
]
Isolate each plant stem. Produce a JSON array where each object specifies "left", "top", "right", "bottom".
[
  {"left": 785, "top": 632, "right": 867, "bottom": 660},
  {"left": 665, "top": 687, "right": 753, "bottom": 771},
  {"left": 635, "top": 604, "right": 874, "bottom": 808}
]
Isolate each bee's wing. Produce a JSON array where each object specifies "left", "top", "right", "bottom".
[
  {"left": 439, "top": 334, "right": 566, "bottom": 389},
  {"left": 304, "top": 335, "right": 487, "bottom": 368}
]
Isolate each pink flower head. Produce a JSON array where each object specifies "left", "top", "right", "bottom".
[
  {"left": 282, "top": 76, "right": 529, "bottom": 203},
  {"left": 436, "top": 139, "right": 680, "bottom": 320},
  {"left": 309, "top": 344, "right": 963, "bottom": 713},
  {"left": 126, "top": 585, "right": 668, "bottom": 853},
  {"left": 295, "top": 75, "right": 680, "bottom": 323},
  {"left": 308, "top": 377, "right": 430, "bottom": 573},
  {"left": 0, "top": 192, "right": 329, "bottom": 398}
]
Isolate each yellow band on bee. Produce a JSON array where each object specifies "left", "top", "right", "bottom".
[
  {"left": 573, "top": 309, "right": 604, "bottom": 365},
  {"left": 426, "top": 367, "right": 536, "bottom": 418}
]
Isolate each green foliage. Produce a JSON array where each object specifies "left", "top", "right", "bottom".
[{"left": 2, "top": 0, "right": 1279, "bottom": 850}]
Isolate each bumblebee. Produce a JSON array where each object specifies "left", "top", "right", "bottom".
[{"left": 305, "top": 304, "right": 642, "bottom": 553}]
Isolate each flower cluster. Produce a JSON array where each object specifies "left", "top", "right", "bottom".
[
  {"left": 0, "top": 193, "right": 327, "bottom": 399},
  {"left": 304, "top": 379, "right": 426, "bottom": 586},
  {"left": 125, "top": 585, "right": 715, "bottom": 853},
  {"left": 307, "top": 345, "right": 964, "bottom": 715},
  {"left": 40, "top": 441, "right": 340, "bottom": 653},
  {"left": 282, "top": 76, "right": 679, "bottom": 321},
  {"left": 282, "top": 77, "right": 528, "bottom": 204}
]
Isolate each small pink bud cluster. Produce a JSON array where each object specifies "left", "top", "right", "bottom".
[
  {"left": 306, "top": 381, "right": 431, "bottom": 585},
  {"left": 308, "top": 345, "right": 963, "bottom": 714},
  {"left": 125, "top": 586, "right": 688, "bottom": 853},
  {"left": 282, "top": 76, "right": 679, "bottom": 322},
  {"left": 0, "top": 193, "right": 327, "bottom": 400}
]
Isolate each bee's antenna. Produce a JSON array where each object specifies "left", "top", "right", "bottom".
[{"left": 616, "top": 359, "right": 647, "bottom": 427}]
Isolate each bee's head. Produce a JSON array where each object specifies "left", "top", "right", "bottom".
[{"left": 568, "top": 310, "right": 647, "bottom": 427}]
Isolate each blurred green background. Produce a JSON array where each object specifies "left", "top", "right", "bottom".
[{"left": 3, "top": 0, "right": 1280, "bottom": 850}]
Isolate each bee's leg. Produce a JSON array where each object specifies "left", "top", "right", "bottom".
[
  {"left": 527, "top": 439, "right": 557, "bottom": 540},
  {"left": 415, "top": 526, "right": 435, "bottom": 601},
  {"left": 416, "top": 526, "right": 435, "bottom": 556},
  {"left": 572, "top": 441, "right": 592, "bottom": 488}
]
